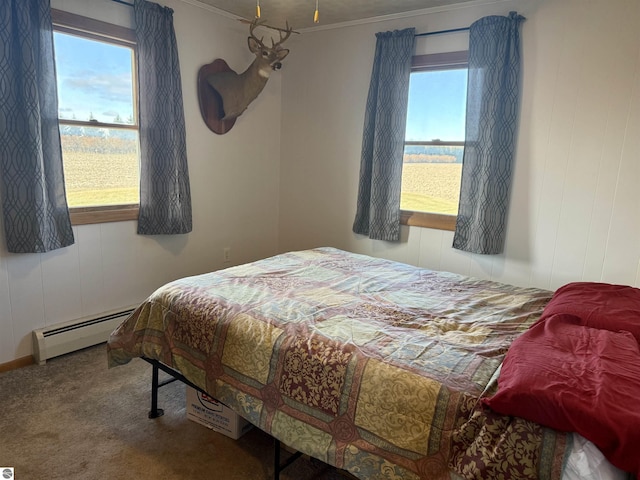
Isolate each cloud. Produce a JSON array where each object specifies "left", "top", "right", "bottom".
[
  {"left": 54, "top": 31, "right": 136, "bottom": 123},
  {"left": 62, "top": 71, "right": 133, "bottom": 104},
  {"left": 57, "top": 71, "right": 134, "bottom": 122}
]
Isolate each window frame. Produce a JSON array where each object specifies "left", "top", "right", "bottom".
[
  {"left": 400, "top": 50, "right": 468, "bottom": 231},
  {"left": 51, "top": 9, "right": 139, "bottom": 226}
]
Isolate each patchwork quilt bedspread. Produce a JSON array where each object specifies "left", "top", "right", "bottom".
[{"left": 107, "top": 247, "right": 568, "bottom": 479}]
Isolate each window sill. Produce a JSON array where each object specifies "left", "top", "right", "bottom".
[
  {"left": 400, "top": 210, "right": 456, "bottom": 231},
  {"left": 69, "top": 204, "right": 139, "bottom": 226}
]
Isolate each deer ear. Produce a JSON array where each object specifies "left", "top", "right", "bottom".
[
  {"left": 248, "top": 37, "right": 261, "bottom": 53},
  {"left": 276, "top": 49, "right": 289, "bottom": 61}
]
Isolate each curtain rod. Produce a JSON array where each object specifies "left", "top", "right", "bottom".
[
  {"left": 415, "top": 27, "right": 469, "bottom": 37},
  {"left": 112, "top": 0, "right": 133, "bottom": 6}
]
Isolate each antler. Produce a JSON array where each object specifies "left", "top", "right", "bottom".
[
  {"left": 249, "top": 18, "right": 267, "bottom": 50},
  {"left": 271, "top": 21, "right": 293, "bottom": 50},
  {"left": 241, "top": 18, "right": 299, "bottom": 37}
]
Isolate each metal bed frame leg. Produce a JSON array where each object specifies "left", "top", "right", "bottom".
[
  {"left": 273, "top": 439, "right": 303, "bottom": 480},
  {"left": 148, "top": 361, "right": 164, "bottom": 418},
  {"left": 143, "top": 357, "right": 190, "bottom": 419},
  {"left": 274, "top": 439, "right": 280, "bottom": 480},
  {"left": 142, "top": 358, "right": 305, "bottom": 478}
]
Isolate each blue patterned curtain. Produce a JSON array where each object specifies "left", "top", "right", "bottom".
[
  {"left": 453, "top": 12, "right": 525, "bottom": 254},
  {"left": 353, "top": 28, "right": 415, "bottom": 242},
  {"left": 134, "top": 0, "right": 192, "bottom": 235},
  {"left": 0, "top": 0, "right": 74, "bottom": 253}
]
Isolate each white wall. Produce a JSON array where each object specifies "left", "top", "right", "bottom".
[
  {"left": 279, "top": 0, "right": 640, "bottom": 290},
  {"left": 2, "top": 0, "right": 639, "bottom": 365},
  {"left": 0, "top": 0, "right": 283, "bottom": 363}
]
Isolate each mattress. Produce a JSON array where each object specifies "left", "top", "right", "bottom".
[{"left": 107, "top": 247, "right": 629, "bottom": 480}]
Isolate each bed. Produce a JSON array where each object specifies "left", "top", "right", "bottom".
[{"left": 107, "top": 247, "right": 635, "bottom": 480}]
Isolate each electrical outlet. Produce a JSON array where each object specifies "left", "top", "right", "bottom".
[{"left": 223, "top": 247, "right": 231, "bottom": 263}]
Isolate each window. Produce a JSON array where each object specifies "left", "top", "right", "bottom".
[
  {"left": 51, "top": 9, "right": 139, "bottom": 225},
  {"left": 401, "top": 51, "right": 468, "bottom": 231}
]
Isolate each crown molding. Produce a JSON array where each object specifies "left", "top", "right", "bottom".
[{"left": 298, "top": 0, "right": 509, "bottom": 33}]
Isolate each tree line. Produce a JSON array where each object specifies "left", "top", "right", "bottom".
[{"left": 404, "top": 145, "right": 464, "bottom": 163}]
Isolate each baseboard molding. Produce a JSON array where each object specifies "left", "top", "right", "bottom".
[{"left": 0, "top": 355, "right": 35, "bottom": 373}]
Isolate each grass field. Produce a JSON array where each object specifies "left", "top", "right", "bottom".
[
  {"left": 61, "top": 145, "right": 139, "bottom": 208},
  {"left": 401, "top": 163, "right": 462, "bottom": 215},
  {"left": 61, "top": 143, "right": 460, "bottom": 212}
]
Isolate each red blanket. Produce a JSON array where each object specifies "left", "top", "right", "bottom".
[{"left": 484, "top": 282, "right": 640, "bottom": 478}]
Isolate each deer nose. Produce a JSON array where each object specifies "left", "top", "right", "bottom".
[{"left": 272, "top": 62, "right": 282, "bottom": 71}]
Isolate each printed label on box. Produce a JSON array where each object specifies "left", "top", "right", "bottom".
[
  {"left": 186, "top": 387, "right": 253, "bottom": 440},
  {"left": 1, "top": 468, "right": 14, "bottom": 480}
]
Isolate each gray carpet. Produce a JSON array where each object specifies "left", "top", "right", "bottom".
[{"left": 0, "top": 345, "right": 349, "bottom": 480}]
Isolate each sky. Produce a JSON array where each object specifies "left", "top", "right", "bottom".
[
  {"left": 53, "top": 31, "right": 135, "bottom": 124},
  {"left": 405, "top": 69, "right": 467, "bottom": 142},
  {"left": 53, "top": 29, "right": 465, "bottom": 137}
]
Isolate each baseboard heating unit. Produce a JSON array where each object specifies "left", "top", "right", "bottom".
[{"left": 32, "top": 306, "right": 137, "bottom": 365}]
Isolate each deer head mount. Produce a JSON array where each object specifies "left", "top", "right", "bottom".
[{"left": 198, "top": 19, "right": 294, "bottom": 134}]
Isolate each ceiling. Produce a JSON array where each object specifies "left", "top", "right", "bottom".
[{"left": 195, "top": 0, "right": 471, "bottom": 30}]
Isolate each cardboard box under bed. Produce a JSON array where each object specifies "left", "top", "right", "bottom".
[{"left": 186, "top": 387, "right": 253, "bottom": 440}]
